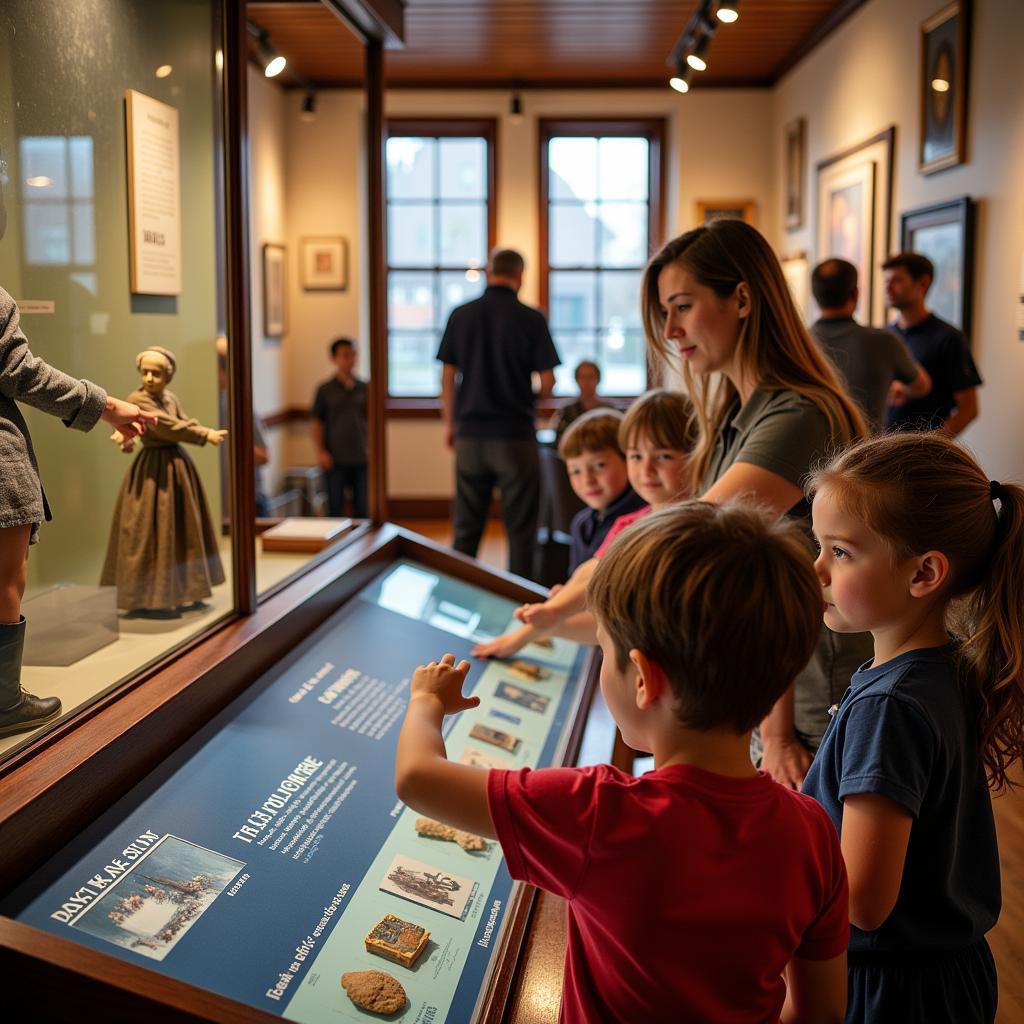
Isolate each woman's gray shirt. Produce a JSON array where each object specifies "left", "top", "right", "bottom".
[{"left": 0, "top": 286, "right": 107, "bottom": 531}]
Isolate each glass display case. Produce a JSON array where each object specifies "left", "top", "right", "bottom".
[{"left": 0, "top": 0, "right": 235, "bottom": 761}]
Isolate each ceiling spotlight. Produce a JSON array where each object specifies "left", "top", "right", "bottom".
[
  {"left": 509, "top": 92, "right": 524, "bottom": 125},
  {"left": 717, "top": 1, "right": 739, "bottom": 23},
  {"left": 686, "top": 34, "right": 710, "bottom": 72},
  {"left": 669, "top": 65, "right": 692, "bottom": 93},
  {"left": 301, "top": 92, "right": 317, "bottom": 121},
  {"left": 255, "top": 32, "right": 286, "bottom": 78},
  {"left": 155, "top": 64, "right": 173, "bottom": 79}
]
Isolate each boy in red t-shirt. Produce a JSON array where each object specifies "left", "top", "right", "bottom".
[{"left": 396, "top": 502, "right": 849, "bottom": 1023}]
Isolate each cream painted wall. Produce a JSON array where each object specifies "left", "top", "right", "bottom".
[
  {"left": 772, "top": 0, "right": 1024, "bottom": 481},
  {"left": 248, "top": 65, "right": 289, "bottom": 491}
]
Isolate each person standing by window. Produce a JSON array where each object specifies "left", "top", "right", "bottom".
[{"left": 438, "top": 248, "right": 560, "bottom": 580}]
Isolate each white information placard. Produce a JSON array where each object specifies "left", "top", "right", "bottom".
[{"left": 125, "top": 89, "right": 182, "bottom": 295}]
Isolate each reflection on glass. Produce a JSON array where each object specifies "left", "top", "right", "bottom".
[
  {"left": 361, "top": 561, "right": 517, "bottom": 641},
  {"left": 439, "top": 138, "right": 485, "bottom": 200},
  {"left": 439, "top": 203, "right": 485, "bottom": 265},
  {"left": 550, "top": 271, "right": 597, "bottom": 329},
  {"left": 389, "top": 331, "right": 442, "bottom": 396},
  {"left": 20, "top": 135, "right": 95, "bottom": 267},
  {"left": 386, "top": 131, "right": 491, "bottom": 396},
  {"left": 388, "top": 270, "right": 435, "bottom": 329},
  {"left": 550, "top": 204, "right": 597, "bottom": 266},
  {"left": 387, "top": 202, "right": 434, "bottom": 267},
  {"left": 547, "top": 135, "right": 650, "bottom": 396},
  {"left": 549, "top": 137, "right": 597, "bottom": 200},
  {"left": 386, "top": 137, "right": 434, "bottom": 198},
  {"left": 597, "top": 138, "right": 648, "bottom": 200},
  {"left": 598, "top": 202, "right": 647, "bottom": 266}
]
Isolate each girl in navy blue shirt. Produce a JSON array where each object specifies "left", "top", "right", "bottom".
[{"left": 803, "top": 431, "right": 1024, "bottom": 1023}]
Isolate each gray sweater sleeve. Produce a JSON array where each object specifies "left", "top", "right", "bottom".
[{"left": 0, "top": 287, "right": 108, "bottom": 432}]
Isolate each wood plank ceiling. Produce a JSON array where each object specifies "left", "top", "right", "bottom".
[{"left": 246, "top": 0, "right": 865, "bottom": 89}]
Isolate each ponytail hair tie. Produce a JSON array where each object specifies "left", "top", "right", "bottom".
[{"left": 990, "top": 480, "right": 1004, "bottom": 502}]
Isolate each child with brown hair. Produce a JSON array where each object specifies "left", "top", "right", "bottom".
[
  {"left": 510, "top": 388, "right": 696, "bottom": 639},
  {"left": 397, "top": 503, "right": 849, "bottom": 1023},
  {"left": 802, "top": 431, "right": 1024, "bottom": 1023},
  {"left": 559, "top": 407, "right": 645, "bottom": 571}
]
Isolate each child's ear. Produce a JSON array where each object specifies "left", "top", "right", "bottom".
[
  {"left": 628, "top": 649, "right": 669, "bottom": 709},
  {"left": 908, "top": 550, "right": 949, "bottom": 598}
]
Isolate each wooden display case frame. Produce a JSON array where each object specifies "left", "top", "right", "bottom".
[{"left": 0, "top": 525, "right": 598, "bottom": 1022}]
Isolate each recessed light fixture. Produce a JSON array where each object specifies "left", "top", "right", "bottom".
[
  {"left": 155, "top": 65, "right": 172, "bottom": 79},
  {"left": 26, "top": 176, "right": 53, "bottom": 188}
]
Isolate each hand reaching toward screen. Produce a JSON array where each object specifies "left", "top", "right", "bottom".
[
  {"left": 472, "top": 626, "right": 534, "bottom": 660},
  {"left": 410, "top": 654, "right": 480, "bottom": 717}
]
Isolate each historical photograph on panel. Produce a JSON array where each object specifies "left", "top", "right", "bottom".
[
  {"left": 459, "top": 746, "right": 514, "bottom": 770},
  {"left": 70, "top": 836, "right": 246, "bottom": 961},
  {"left": 495, "top": 681, "right": 550, "bottom": 714},
  {"left": 468, "top": 722, "right": 521, "bottom": 753},
  {"left": 379, "top": 854, "right": 477, "bottom": 920}
]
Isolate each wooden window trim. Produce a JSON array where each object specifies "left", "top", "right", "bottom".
[
  {"left": 538, "top": 117, "right": 666, "bottom": 399},
  {"left": 384, "top": 117, "right": 498, "bottom": 404}
]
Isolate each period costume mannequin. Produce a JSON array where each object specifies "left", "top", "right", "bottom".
[
  {"left": 101, "top": 347, "right": 227, "bottom": 614},
  {"left": 0, "top": 150, "right": 155, "bottom": 734}
]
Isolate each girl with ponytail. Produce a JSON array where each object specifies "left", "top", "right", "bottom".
[{"left": 802, "top": 431, "right": 1023, "bottom": 1023}]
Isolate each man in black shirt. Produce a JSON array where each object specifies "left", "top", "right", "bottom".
[
  {"left": 882, "top": 252, "right": 982, "bottom": 435},
  {"left": 312, "top": 337, "right": 369, "bottom": 517},
  {"left": 437, "top": 249, "right": 560, "bottom": 579}
]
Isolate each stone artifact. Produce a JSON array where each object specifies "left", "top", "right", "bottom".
[
  {"left": 414, "top": 817, "right": 488, "bottom": 852},
  {"left": 508, "top": 659, "right": 551, "bottom": 681},
  {"left": 341, "top": 969, "right": 407, "bottom": 1015}
]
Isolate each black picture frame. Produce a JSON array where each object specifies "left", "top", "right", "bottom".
[
  {"left": 919, "top": 1, "right": 971, "bottom": 175},
  {"left": 900, "top": 196, "right": 976, "bottom": 335}
]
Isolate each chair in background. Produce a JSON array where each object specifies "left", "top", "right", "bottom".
[{"left": 534, "top": 442, "right": 585, "bottom": 588}]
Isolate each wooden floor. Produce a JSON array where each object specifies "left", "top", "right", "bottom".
[{"left": 396, "top": 518, "right": 1024, "bottom": 1023}]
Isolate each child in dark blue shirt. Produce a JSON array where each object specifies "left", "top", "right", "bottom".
[{"left": 803, "top": 432, "right": 1024, "bottom": 1023}]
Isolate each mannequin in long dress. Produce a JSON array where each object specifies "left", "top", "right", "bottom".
[{"left": 101, "top": 347, "right": 228, "bottom": 614}]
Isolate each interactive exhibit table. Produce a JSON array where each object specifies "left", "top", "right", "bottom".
[{"left": 0, "top": 528, "right": 598, "bottom": 1023}]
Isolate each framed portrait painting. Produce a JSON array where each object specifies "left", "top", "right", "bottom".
[
  {"left": 262, "top": 243, "right": 286, "bottom": 337},
  {"left": 920, "top": 1, "right": 970, "bottom": 175},
  {"left": 900, "top": 196, "right": 975, "bottom": 334},
  {"left": 784, "top": 117, "right": 806, "bottom": 231},
  {"left": 780, "top": 251, "right": 811, "bottom": 324},
  {"left": 694, "top": 199, "right": 756, "bottom": 227},
  {"left": 301, "top": 236, "right": 349, "bottom": 291},
  {"left": 816, "top": 127, "right": 895, "bottom": 326}
]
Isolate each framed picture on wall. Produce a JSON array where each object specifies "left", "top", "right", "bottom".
[
  {"left": 301, "top": 236, "right": 349, "bottom": 291},
  {"left": 900, "top": 196, "right": 975, "bottom": 334},
  {"left": 262, "top": 243, "right": 286, "bottom": 337},
  {"left": 694, "top": 199, "right": 756, "bottom": 227},
  {"left": 780, "top": 251, "right": 811, "bottom": 324},
  {"left": 919, "top": 1, "right": 970, "bottom": 175},
  {"left": 784, "top": 117, "right": 806, "bottom": 231},
  {"left": 815, "top": 127, "right": 895, "bottom": 326}
]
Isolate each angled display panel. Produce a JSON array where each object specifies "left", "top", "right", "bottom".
[{"left": 1, "top": 548, "right": 594, "bottom": 1023}]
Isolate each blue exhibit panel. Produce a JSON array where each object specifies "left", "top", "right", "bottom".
[{"left": 3, "top": 561, "right": 587, "bottom": 1023}]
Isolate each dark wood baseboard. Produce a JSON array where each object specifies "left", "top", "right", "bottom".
[{"left": 389, "top": 497, "right": 504, "bottom": 519}]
